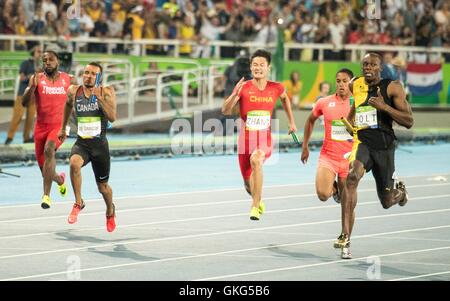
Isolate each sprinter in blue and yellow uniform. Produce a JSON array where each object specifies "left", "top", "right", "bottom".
[{"left": 335, "top": 53, "right": 414, "bottom": 259}]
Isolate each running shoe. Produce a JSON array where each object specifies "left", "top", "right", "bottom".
[
  {"left": 334, "top": 233, "right": 350, "bottom": 249},
  {"left": 106, "top": 204, "right": 116, "bottom": 232},
  {"left": 249, "top": 206, "right": 260, "bottom": 221},
  {"left": 332, "top": 181, "right": 340, "bottom": 203},
  {"left": 58, "top": 172, "right": 68, "bottom": 197},
  {"left": 41, "top": 195, "right": 51, "bottom": 209},
  {"left": 68, "top": 201, "right": 85, "bottom": 224},
  {"left": 341, "top": 242, "right": 352, "bottom": 259},
  {"left": 397, "top": 181, "right": 409, "bottom": 206},
  {"left": 258, "top": 200, "right": 265, "bottom": 215}
]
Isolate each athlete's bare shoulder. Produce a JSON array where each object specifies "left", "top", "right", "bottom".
[{"left": 67, "top": 84, "right": 80, "bottom": 95}]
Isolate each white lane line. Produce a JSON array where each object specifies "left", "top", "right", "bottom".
[
  {"left": 2, "top": 224, "right": 449, "bottom": 281},
  {"left": 0, "top": 193, "right": 449, "bottom": 240},
  {"left": 1, "top": 174, "right": 449, "bottom": 209},
  {"left": 194, "top": 246, "right": 450, "bottom": 281},
  {"left": 1, "top": 183, "right": 448, "bottom": 224},
  {"left": 380, "top": 260, "right": 450, "bottom": 267},
  {"left": 388, "top": 271, "right": 450, "bottom": 281},
  {"left": 0, "top": 206, "right": 449, "bottom": 261}
]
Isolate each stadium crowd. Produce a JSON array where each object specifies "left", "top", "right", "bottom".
[{"left": 0, "top": 0, "right": 449, "bottom": 60}]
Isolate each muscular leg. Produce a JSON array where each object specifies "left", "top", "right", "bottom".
[
  {"left": 341, "top": 160, "right": 365, "bottom": 238},
  {"left": 69, "top": 155, "right": 84, "bottom": 205},
  {"left": 249, "top": 149, "right": 265, "bottom": 209},
  {"left": 315, "top": 166, "right": 337, "bottom": 202},
  {"left": 337, "top": 176, "right": 346, "bottom": 200},
  {"left": 97, "top": 182, "right": 114, "bottom": 216},
  {"left": 42, "top": 141, "right": 63, "bottom": 196},
  {"left": 376, "top": 181, "right": 406, "bottom": 209},
  {"left": 244, "top": 179, "right": 251, "bottom": 196}
]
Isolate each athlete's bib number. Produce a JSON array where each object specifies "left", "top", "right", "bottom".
[
  {"left": 355, "top": 106, "right": 378, "bottom": 128},
  {"left": 246, "top": 110, "right": 271, "bottom": 131},
  {"left": 331, "top": 120, "right": 353, "bottom": 141},
  {"left": 77, "top": 116, "right": 101, "bottom": 138}
]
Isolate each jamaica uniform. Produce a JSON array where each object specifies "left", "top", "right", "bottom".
[
  {"left": 349, "top": 77, "right": 397, "bottom": 195},
  {"left": 70, "top": 86, "right": 110, "bottom": 183}
]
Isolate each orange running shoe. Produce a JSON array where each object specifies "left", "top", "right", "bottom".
[
  {"left": 68, "top": 201, "right": 85, "bottom": 224},
  {"left": 106, "top": 204, "right": 116, "bottom": 232}
]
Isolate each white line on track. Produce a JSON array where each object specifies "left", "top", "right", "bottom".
[
  {"left": 2, "top": 224, "right": 449, "bottom": 281},
  {"left": 0, "top": 205, "right": 449, "bottom": 261},
  {"left": 194, "top": 245, "right": 450, "bottom": 281},
  {"left": 1, "top": 183, "right": 448, "bottom": 224},
  {"left": 0, "top": 194, "right": 449, "bottom": 240},
  {"left": 1, "top": 173, "right": 448, "bottom": 209},
  {"left": 388, "top": 271, "right": 450, "bottom": 281}
]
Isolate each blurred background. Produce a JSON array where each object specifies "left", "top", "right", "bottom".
[{"left": 0, "top": 0, "right": 449, "bottom": 164}]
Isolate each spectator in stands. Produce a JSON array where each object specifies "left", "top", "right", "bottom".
[
  {"left": 193, "top": 4, "right": 235, "bottom": 58},
  {"left": 253, "top": 15, "right": 277, "bottom": 46},
  {"left": 28, "top": 7, "right": 46, "bottom": 37},
  {"left": 328, "top": 14, "right": 346, "bottom": 60},
  {"left": 316, "top": 81, "right": 331, "bottom": 101},
  {"left": 86, "top": 0, "right": 104, "bottom": 23},
  {"left": 22, "top": 0, "right": 35, "bottom": 28},
  {"left": 283, "top": 71, "right": 302, "bottom": 109},
  {"left": 435, "top": 1, "right": 450, "bottom": 27},
  {"left": 41, "top": 0, "right": 58, "bottom": 21},
  {"left": 15, "top": 13, "right": 28, "bottom": 50},
  {"left": 56, "top": 11, "right": 71, "bottom": 38},
  {"left": 44, "top": 11, "right": 58, "bottom": 37},
  {"left": 381, "top": 52, "right": 399, "bottom": 80},
  {"left": 78, "top": 6, "right": 95, "bottom": 52},
  {"left": 178, "top": 14, "right": 196, "bottom": 57},
  {"left": 398, "top": 25, "right": 415, "bottom": 46},
  {"left": 142, "top": 11, "right": 159, "bottom": 55},
  {"left": 89, "top": 12, "right": 109, "bottom": 53},
  {"left": 123, "top": 5, "right": 145, "bottom": 55},
  {"left": 313, "top": 16, "right": 330, "bottom": 60},
  {"left": 239, "top": 13, "right": 258, "bottom": 42},
  {"left": 4, "top": 46, "right": 42, "bottom": 145}
]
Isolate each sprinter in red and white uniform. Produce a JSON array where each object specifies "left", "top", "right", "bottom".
[{"left": 22, "top": 50, "right": 76, "bottom": 209}]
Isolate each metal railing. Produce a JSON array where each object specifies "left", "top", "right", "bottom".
[
  {"left": 0, "top": 55, "right": 230, "bottom": 127},
  {"left": 1, "top": 35, "right": 449, "bottom": 61}
]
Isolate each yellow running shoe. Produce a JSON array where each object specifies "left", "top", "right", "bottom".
[
  {"left": 258, "top": 200, "right": 265, "bottom": 214},
  {"left": 333, "top": 233, "right": 350, "bottom": 248},
  {"left": 41, "top": 195, "right": 51, "bottom": 209},
  {"left": 250, "top": 207, "right": 260, "bottom": 220},
  {"left": 58, "top": 172, "right": 68, "bottom": 197}
]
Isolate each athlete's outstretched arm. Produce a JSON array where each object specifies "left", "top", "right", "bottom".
[
  {"left": 95, "top": 86, "right": 117, "bottom": 122},
  {"left": 58, "top": 85, "right": 77, "bottom": 142},
  {"left": 301, "top": 112, "right": 318, "bottom": 164},
  {"left": 368, "top": 82, "right": 414, "bottom": 129},
  {"left": 279, "top": 91, "right": 297, "bottom": 134},
  {"left": 222, "top": 77, "right": 244, "bottom": 115},
  {"left": 22, "top": 73, "right": 38, "bottom": 107}
]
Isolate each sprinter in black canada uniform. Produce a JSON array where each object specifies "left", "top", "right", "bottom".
[{"left": 58, "top": 62, "right": 117, "bottom": 232}]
